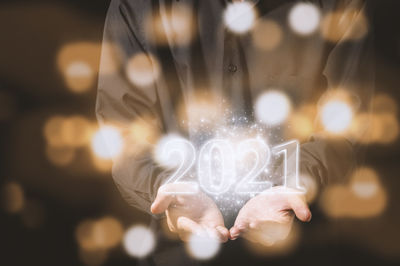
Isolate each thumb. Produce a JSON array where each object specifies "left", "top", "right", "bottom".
[
  {"left": 151, "top": 189, "right": 175, "bottom": 214},
  {"left": 289, "top": 195, "right": 312, "bottom": 222}
]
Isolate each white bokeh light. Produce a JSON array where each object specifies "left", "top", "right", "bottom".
[
  {"left": 91, "top": 126, "right": 123, "bottom": 159},
  {"left": 255, "top": 90, "right": 292, "bottom": 126},
  {"left": 123, "top": 225, "right": 156, "bottom": 258},
  {"left": 321, "top": 100, "right": 353, "bottom": 133},
  {"left": 224, "top": 2, "right": 256, "bottom": 34},
  {"left": 186, "top": 234, "right": 220, "bottom": 260},
  {"left": 288, "top": 3, "right": 321, "bottom": 36}
]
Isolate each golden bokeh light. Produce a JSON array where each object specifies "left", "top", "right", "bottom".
[
  {"left": 244, "top": 223, "right": 301, "bottom": 257},
  {"left": 252, "top": 19, "right": 282, "bottom": 51},
  {"left": 1, "top": 182, "right": 25, "bottom": 213},
  {"left": 45, "top": 144, "right": 76, "bottom": 166},
  {"left": 320, "top": 9, "right": 368, "bottom": 42},
  {"left": 177, "top": 90, "right": 226, "bottom": 131},
  {"left": 320, "top": 167, "right": 387, "bottom": 218},
  {"left": 125, "top": 53, "right": 160, "bottom": 87},
  {"left": 350, "top": 113, "right": 399, "bottom": 144},
  {"left": 76, "top": 217, "right": 123, "bottom": 252},
  {"left": 61, "top": 116, "right": 93, "bottom": 148},
  {"left": 129, "top": 116, "right": 160, "bottom": 146},
  {"left": 146, "top": 3, "right": 196, "bottom": 46},
  {"left": 43, "top": 115, "right": 67, "bottom": 147},
  {"left": 57, "top": 42, "right": 101, "bottom": 93},
  {"left": 287, "top": 112, "right": 314, "bottom": 141},
  {"left": 350, "top": 167, "right": 380, "bottom": 198}
]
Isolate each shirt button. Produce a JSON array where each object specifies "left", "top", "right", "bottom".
[{"left": 228, "top": 64, "right": 238, "bottom": 73}]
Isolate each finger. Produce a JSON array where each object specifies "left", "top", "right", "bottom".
[
  {"left": 210, "top": 226, "right": 229, "bottom": 243},
  {"left": 216, "top": 226, "right": 230, "bottom": 242},
  {"left": 289, "top": 195, "right": 312, "bottom": 222},
  {"left": 177, "top": 216, "right": 204, "bottom": 237},
  {"left": 230, "top": 222, "right": 248, "bottom": 240},
  {"left": 150, "top": 190, "right": 175, "bottom": 214}
]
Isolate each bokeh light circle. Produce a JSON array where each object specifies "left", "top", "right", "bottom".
[
  {"left": 186, "top": 234, "right": 220, "bottom": 260},
  {"left": 320, "top": 100, "right": 353, "bottom": 134},
  {"left": 288, "top": 3, "right": 321, "bottom": 36},
  {"left": 255, "top": 90, "right": 292, "bottom": 126},
  {"left": 123, "top": 225, "right": 156, "bottom": 258},
  {"left": 224, "top": 2, "right": 256, "bottom": 34},
  {"left": 91, "top": 126, "right": 123, "bottom": 159}
]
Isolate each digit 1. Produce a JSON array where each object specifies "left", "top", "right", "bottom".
[{"left": 272, "top": 140, "right": 305, "bottom": 192}]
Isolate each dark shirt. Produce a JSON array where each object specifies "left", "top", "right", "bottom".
[{"left": 96, "top": 0, "right": 374, "bottom": 215}]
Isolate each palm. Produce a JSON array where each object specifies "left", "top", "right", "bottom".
[
  {"left": 230, "top": 187, "right": 311, "bottom": 246},
  {"left": 151, "top": 184, "right": 228, "bottom": 242}
]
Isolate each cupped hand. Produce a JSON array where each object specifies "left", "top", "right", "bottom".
[
  {"left": 151, "top": 183, "right": 229, "bottom": 242},
  {"left": 229, "top": 186, "right": 311, "bottom": 246}
]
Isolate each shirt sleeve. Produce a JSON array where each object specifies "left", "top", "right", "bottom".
[
  {"left": 96, "top": 0, "right": 167, "bottom": 215},
  {"left": 300, "top": 0, "right": 374, "bottom": 189}
]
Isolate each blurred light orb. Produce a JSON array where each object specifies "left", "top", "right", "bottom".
[
  {"left": 287, "top": 113, "right": 314, "bottom": 141},
  {"left": 93, "top": 216, "right": 124, "bottom": 249},
  {"left": 320, "top": 9, "right": 368, "bottom": 42},
  {"left": 61, "top": 116, "right": 93, "bottom": 147},
  {"left": 43, "top": 116, "right": 67, "bottom": 147},
  {"left": 350, "top": 168, "right": 379, "bottom": 199},
  {"left": 321, "top": 100, "right": 353, "bottom": 133},
  {"left": 186, "top": 234, "right": 220, "bottom": 260},
  {"left": 288, "top": 3, "right": 321, "bottom": 36},
  {"left": 1, "top": 182, "right": 24, "bottom": 213},
  {"left": 123, "top": 225, "right": 156, "bottom": 258},
  {"left": 154, "top": 134, "right": 193, "bottom": 169},
  {"left": 126, "top": 53, "right": 160, "bottom": 87},
  {"left": 45, "top": 145, "right": 76, "bottom": 166},
  {"left": 255, "top": 90, "right": 292, "bottom": 126},
  {"left": 146, "top": 3, "right": 196, "bottom": 46},
  {"left": 224, "top": 2, "right": 256, "bottom": 34},
  {"left": 57, "top": 42, "right": 101, "bottom": 93},
  {"left": 252, "top": 19, "right": 283, "bottom": 51},
  {"left": 91, "top": 126, "right": 123, "bottom": 159}
]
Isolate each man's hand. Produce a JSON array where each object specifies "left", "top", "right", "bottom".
[
  {"left": 151, "top": 183, "right": 229, "bottom": 242},
  {"left": 229, "top": 187, "right": 311, "bottom": 246}
]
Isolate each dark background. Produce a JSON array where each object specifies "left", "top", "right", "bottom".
[{"left": 0, "top": 0, "right": 400, "bottom": 265}]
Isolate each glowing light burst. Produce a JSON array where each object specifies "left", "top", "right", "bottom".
[
  {"left": 123, "top": 225, "right": 156, "bottom": 258},
  {"left": 224, "top": 1, "right": 256, "bottom": 34},
  {"left": 155, "top": 132, "right": 303, "bottom": 195},
  {"left": 255, "top": 90, "right": 292, "bottom": 126},
  {"left": 288, "top": 3, "right": 321, "bottom": 36},
  {"left": 321, "top": 100, "right": 353, "bottom": 133},
  {"left": 186, "top": 234, "right": 220, "bottom": 261},
  {"left": 91, "top": 126, "right": 123, "bottom": 159}
]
